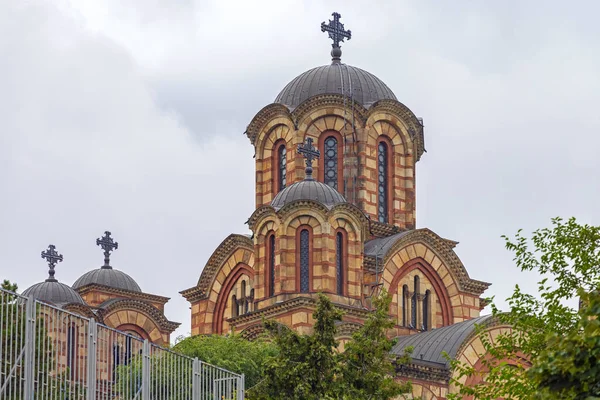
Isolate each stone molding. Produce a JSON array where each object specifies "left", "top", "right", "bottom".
[{"left": 180, "top": 234, "right": 254, "bottom": 302}]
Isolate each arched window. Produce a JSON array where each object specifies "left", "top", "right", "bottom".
[
  {"left": 232, "top": 295, "right": 238, "bottom": 317},
  {"left": 276, "top": 142, "right": 287, "bottom": 192},
  {"left": 423, "top": 290, "right": 431, "bottom": 331},
  {"left": 411, "top": 276, "right": 420, "bottom": 328},
  {"left": 402, "top": 285, "right": 409, "bottom": 327},
  {"left": 324, "top": 136, "right": 338, "bottom": 189},
  {"left": 335, "top": 231, "right": 345, "bottom": 296},
  {"left": 319, "top": 132, "right": 343, "bottom": 192},
  {"left": 267, "top": 234, "right": 275, "bottom": 297},
  {"left": 377, "top": 140, "right": 389, "bottom": 223},
  {"left": 299, "top": 229, "right": 310, "bottom": 293}
]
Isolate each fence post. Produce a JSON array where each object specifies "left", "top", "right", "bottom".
[
  {"left": 238, "top": 374, "right": 245, "bottom": 400},
  {"left": 192, "top": 358, "right": 200, "bottom": 400},
  {"left": 22, "top": 296, "right": 35, "bottom": 400},
  {"left": 142, "top": 339, "right": 150, "bottom": 400},
  {"left": 86, "top": 319, "right": 97, "bottom": 400}
]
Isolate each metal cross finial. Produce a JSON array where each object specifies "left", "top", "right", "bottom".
[
  {"left": 321, "top": 12, "right": 351, "bottom": 61},
  {"left": 41, "top": 244, "right": 63, "bottom": 282},
  {"left": 97, "top": 231, "right": 118, "bottom": 269},
  {"left": 297, "top": 137, "right": 320, "bottom": 180}
]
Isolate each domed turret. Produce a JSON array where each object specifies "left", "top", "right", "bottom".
[
  {"left": 275, "top": 12, "right": 396, "bottom": 110},
  {"left": 72, "top": 231, "right": 142, "bottom": 293},
  {"left": 271, "top": 137, "right": 346, "bottom": 210},
  {"left": 275, "top": 64, "right": 396, "bottom": 110},
  {"left": 22, "top": 244, "right": 85, "bottom": 306}
]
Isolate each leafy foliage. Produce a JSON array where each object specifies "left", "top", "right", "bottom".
[
  {"left": 173, "top": 333, "right": 278, "bottom": 390},
  {"left": 448, "top": 217, "right": 600, "bottom": 400},
  {"left": 249, "top": 292, "right": 410, "bottom": 400}
]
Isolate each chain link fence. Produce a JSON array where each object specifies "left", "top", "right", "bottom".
[{"left": 0, "top": 287, "right": 244, "bottom": 399}]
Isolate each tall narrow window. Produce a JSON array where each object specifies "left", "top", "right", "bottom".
[
  {"left": 299, "top": 229, "right": 310, "bottom": 293},
  {"left": 278, "top": 144, "right": 287, "bottom": 192},
  {"left": 423, "top": 290, "right": 430, "bottom": 331},
  {"left": 411, "top": 276, "right": 420, "bottom": 328},
  {"left": 335, "top": 232, "right": 344, "bottom": 295},
  {"left": 268, "top": 234, "right": 275, "bottom": 297},
  {"left": 377, "top": 141, "right": 388, "bottom": 223},
  {"left": 324, "top": 136, "right": 338, "bottom": 189},
  {"left": 402, "top": 285, "right": 409, "bottom": 326},
  {"left": 232, "top": 295, "right": 238, "bottom": 317}
]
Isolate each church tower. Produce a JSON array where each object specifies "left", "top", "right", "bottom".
[{"left": 181, "top": 13, "right": 489, "bottom": 344}]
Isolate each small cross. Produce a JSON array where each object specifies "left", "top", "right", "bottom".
[
  {"left": 297, "top": 137, "right": 320, "bottom": 179},
  {"left": 41, "top": 244, "right": 63, "bottom": 282},
  {"left": 97, "top": 231, "right": 118, "bottom": 268},
  {"left": 321, "top": 12, "right": 351, "bottom": 49}
]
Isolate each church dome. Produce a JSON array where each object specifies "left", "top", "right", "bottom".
[
  {"left": 22, "top": 244, "right": 85, "bottom": 306},
  {"left": 72, "top": 230, "right": 141, "bottom": 293},
  {"left": 72, "top": 268, "right": 141, "bottom": 292},
  {"left": 271, "top": 179, "right": 346, "bottom": 210},
  {"left": 22, "top": 281, "right": 85, "bottom": 305},
  {"left": 274, "top": 63, "right": 397, "bottom": 110}
]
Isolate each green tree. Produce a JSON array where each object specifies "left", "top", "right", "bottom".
[
  {"left": 250, "top": 292, "right": 410, "bottom": 400},
  {"left": 339, "top": 291, "right": 412, "bottom": 399},
  {"left": 448, "top": 217, "right": 600, "bottom": 400},
  {"left": 173, "top": 333, "right": 278, "bottom": 390}
]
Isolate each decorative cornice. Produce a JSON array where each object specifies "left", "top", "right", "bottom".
[
  {"left": 98, "top": 298, "right": 181, "bottom": 333},
  {"left": 367, "top": 99, "right": 426, "bottom": 161},
  {"left": 245, "top": 103, "right": 292, "bottom": 146},
  {"left": 335, "top": 321, "right": 362, "bottom": 338},
  {"left": 291, "top": 94, "right": 368, "bottom": 129},
  {"left": 180, "top": 234, "right": 254, "bottom": 302},
  {"left": 395, "top": 361, "right": 451, "bottom": 383},
  {"left": 364, "top": 229, "right": 491, "bottom": 296},
  {"left": 275, "top": 199, "right": 332, "bottom": 216},
  {"left": 247, "top": 205, "right": 278, "bottom": 232},
  {"left": 369, "top": 220, "right": 403, "bottom": 238},
  {"left": 75, "top": 283, "right": 170, "bottom": 304},
  {"left": 239, "top": 323, "right": 266, "bottom": 341},
  {"left": 62, "top": 302, "right": 97, "bottom": 319},
  {"left": 229, "top": 296, "right": 371, "bottom": 327}
]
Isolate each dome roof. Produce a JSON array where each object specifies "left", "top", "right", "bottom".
[
  {"left": 73, "top": 267, "right": 142, "bottom": 292},
  {"left": 271, "top": 179, "right": 346, "bottom": 210},
  {"left": 22, "top": 281, "right": 85, "bottom": 306},
  {"left": 275, "top": 63, "right": 397, "bottom": 110}
]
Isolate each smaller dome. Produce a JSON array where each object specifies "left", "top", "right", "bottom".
[
  {"left": 22, "top": 281, "right": 85, "bottom": 306},
  {"left": 271, "top": 180, "right": 346, "bottom": 210},
  {"left": 72, "top": 268, "right": 142, "bottom": 292}
]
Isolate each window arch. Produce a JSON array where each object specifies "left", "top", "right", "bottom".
[
  {"left": 297, "top": 227, "right": 312, "bottom": 293},
  {"left": 335, "top": 230, "right": 347, "bottom": 296},
  {"left": 267, "top": 233, "right": 276, "bottom": 297},
  {"left": 319, "top": 132, "right": 343, "bottom": 192},
  {"left": 377, "top": 137, "right": 391, "bottom": 223},
  {"left": 273, "top": 140, "right": 287, "bottom": 194}
]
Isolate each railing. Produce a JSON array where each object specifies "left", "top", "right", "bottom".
[{"left": 0, "top": 287, "right": 244, "bottom": 399}]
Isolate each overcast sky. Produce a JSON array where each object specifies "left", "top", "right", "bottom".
[{"left": 2, "top": 0, "right": 598, "bottom": 341}]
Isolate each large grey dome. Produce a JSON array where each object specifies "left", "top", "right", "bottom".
[
  {"left": 271, "top": 179, "right": 346, "bottom": 210},
  {"left": 22, "top": 281, "right": 85, "bottom": 306},
  {"left": 73, "top": 268, "right": 141, "bottom": 292},
  {"left": 275, "top": 64, "right": 397, "bottom": 109}
]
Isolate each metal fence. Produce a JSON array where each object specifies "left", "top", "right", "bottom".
[{"left": 0, "top": 287, "right": 244, "bottom": 399}]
